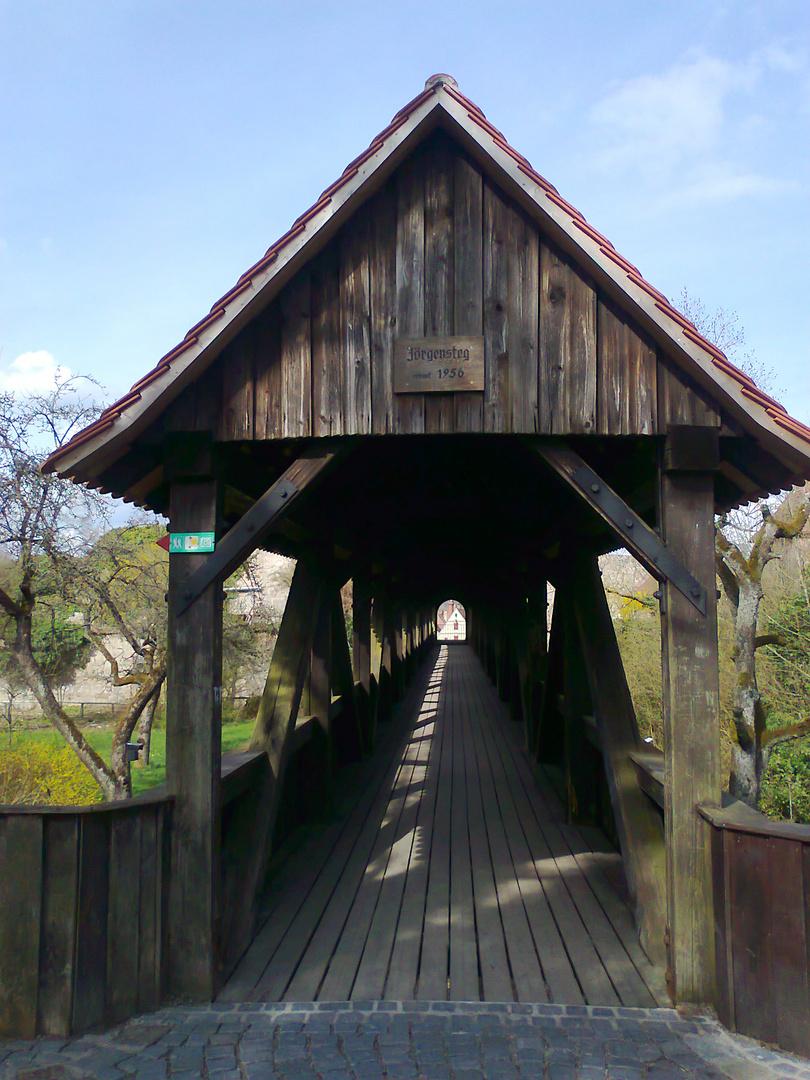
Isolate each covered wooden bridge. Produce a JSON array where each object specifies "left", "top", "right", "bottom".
[{"left": 6, "top": 75, "right": 810, "bottom": 1051}]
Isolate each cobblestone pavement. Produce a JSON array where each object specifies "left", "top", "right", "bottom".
[{"left": 1, "top": 1002, "right": 808, "bottom": 1080}]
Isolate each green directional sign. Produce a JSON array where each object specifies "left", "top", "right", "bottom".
[{"left": 169, "top": 532, "right": 216, "bottom": 554}]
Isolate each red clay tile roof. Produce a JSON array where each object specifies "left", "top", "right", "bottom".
[{"left": 43, "top": 76, "right": 810, "bottom": 475}]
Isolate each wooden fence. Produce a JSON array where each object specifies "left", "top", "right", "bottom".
[
  {"left": 0, "top": 794, "right": 170, "bottom": 1039},
  {"left": 700, "top": 802, "right": 810, "bottom": 1057}
]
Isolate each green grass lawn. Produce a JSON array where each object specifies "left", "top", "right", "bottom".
[{"left": 8, "top": 719, "right": 256, "bottom": 798}]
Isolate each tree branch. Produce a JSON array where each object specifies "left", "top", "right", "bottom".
[{"left": 762, "top": 720, "right": 810, "bottom": 750}]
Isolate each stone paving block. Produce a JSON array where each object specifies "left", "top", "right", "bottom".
[
  {"left": 579, "top": 1067, "right": 605, "bottom": 1080},
  {"left": 128, "top": 1062, "right": 168, "bottom": 1080},
  {"left": 546, "top": 1065, "right": 577, "bottom": 1080}
]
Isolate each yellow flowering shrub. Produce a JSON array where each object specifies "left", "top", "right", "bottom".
[{"left": 0, "top": 741, "right": 103, "bottom": 806}]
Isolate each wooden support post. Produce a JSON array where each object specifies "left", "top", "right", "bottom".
[
  {"left": 534, "top": 595, "right": 565, "bottom": 766},
  {"left": 562, "top": 604, "right": 599, "bottom": 826},
  {"left": 244, "top": 560, "right": 323, "bottom": 883},
  {"left": 166, "top": 478, "right": 223, "bottom": 1002},
  {"left": 352, "top": 577, "right": 372, "bottom": 750},
  {"left": 659, "top": 451, "right": 720, "bottom": 1004},
  {"left": 306, "top": 589, "right": 333, "bottom": 811},
  {"left": 331, "top": 591, "right": 363, "bottom": 765},
  {"left": 572, "top": 558, "right": 667, "bottom": 965}
]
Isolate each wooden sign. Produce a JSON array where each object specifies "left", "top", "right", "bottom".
[{"left": 394, "top": 336, "right": 484, "bottom": 393}]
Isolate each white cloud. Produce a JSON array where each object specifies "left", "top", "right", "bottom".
[
  {"left": 0, "top": 351, "right": 71, "bottom": 393},
  {"left": 590, "top": 54, "right": 753, "bottom": 177},
  {"left": 660, "top": 168, "right": 799, "bottom": 209},
  {"left": 587, "top": 50, "right": 804, "bottom": 209}
]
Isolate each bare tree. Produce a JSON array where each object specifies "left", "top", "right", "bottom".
[
  {"left": 716, "top": 490, "right": 810, "bottom": 806},
  {"left": 0, "top": 379, "right": 123, "bottom": 798},
  {"left": 64, "top": 522, "right": 168, "bottom": 793},
  {"left": 675, "top": 292, "right": 809, "bottom": 808}
]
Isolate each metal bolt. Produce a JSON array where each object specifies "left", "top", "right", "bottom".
[
  {"left": 590, "top": 483, "right": 600, "bottom": 493},
  {"left": 625, "top": 518, "right": 633, "bottom": 528},
  {"left": 691, "top": 586, "right": 701, "bottom": 597}
]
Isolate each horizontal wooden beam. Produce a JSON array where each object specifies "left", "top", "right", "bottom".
[
  {"left": 176, "top": 449, "right": 343, "bottom": 614},
  {"left": 529, "top": 442, "right": 707, "bottom": 615}
]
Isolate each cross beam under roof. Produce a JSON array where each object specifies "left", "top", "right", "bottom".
[
  {"left": 528, "top": 442, "right": 707, "bottom": 615},
  {"left": 177, "top": 448, "right": 344, "bottom": 615}
]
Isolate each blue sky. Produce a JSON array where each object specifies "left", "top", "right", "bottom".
[{"left": 2, "top": 1, "right": 808, "bottom": 421}]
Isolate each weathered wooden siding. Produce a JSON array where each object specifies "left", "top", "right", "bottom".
[
  {"left": 168, "top": 133, "right": 720, "bottom": 440},
  {"left": 701, "top": 804, "right": 810, "bottom": 1059},
  {"left": 0, "top": 800, "right": 168, "bottom": 1039}
]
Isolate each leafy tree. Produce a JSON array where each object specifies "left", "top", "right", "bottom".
[{"left": 0, "top": 381, "right": 175, "bottom": 798}]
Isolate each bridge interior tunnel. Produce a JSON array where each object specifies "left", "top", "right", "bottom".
[{"left": 202, "top": 431, "right": 669, "bottom": 993}]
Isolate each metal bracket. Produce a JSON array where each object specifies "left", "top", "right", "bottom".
[
  {"left": 531, "top": 443, "right": 707, "bottom": 616},
  {"left": 570, "top": 463, "right": 707, "bottom": 612}
]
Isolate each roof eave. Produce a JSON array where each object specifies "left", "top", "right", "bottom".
[{"left": 46, "top": 81, "right": 810, "bottom": 490}]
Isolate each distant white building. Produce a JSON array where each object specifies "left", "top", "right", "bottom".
[{"left": 437, "top": 600, "right": 466, "bottom": 642}]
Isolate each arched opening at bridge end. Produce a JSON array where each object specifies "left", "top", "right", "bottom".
[{"left": 437, "top": 599, "right": 467, "bottom": 642}]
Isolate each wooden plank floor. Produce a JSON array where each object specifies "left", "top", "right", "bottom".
[{"left": 220, "top": 644, "right": 668, "bottom": 1006}]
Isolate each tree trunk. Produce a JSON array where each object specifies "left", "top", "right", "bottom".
[
  {"left": 728, "top": 580, "right": 765, "bottom": 807},
  {"left": 109, "top": 668, "right": 166, "bottom": 798},
  {"left": 11, "top": 615, "right": 117, "bottom": 800},
  {"left": 136, "top": 680, "right": 163, "bottom": 766}
]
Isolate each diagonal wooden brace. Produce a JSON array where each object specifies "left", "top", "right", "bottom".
[
  {"left": 177, "top": 448, "right": 343, "bottom": 614},
  {"left": 529, "top": 443, "right": 707, "bottom": 615}
]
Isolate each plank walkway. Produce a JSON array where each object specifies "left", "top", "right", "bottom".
[{"left": 220, "top": 644, "right": 668, "bottom": 1007}]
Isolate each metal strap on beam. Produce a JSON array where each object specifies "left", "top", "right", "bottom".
[
  {"left": 530, "top": 443, "right": 707, "bottom": 615},
  {"left": 177, "top": 449, "right": 342, "bottom": 614}
]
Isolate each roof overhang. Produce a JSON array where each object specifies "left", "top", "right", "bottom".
[{"left": 45, "top": 77, "right": 810, "bottom": 489}]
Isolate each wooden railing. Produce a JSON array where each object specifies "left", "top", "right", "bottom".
[
  {"left": 0, "top": 793, "right": 171, "bottom": 1039},
  {"left": 698, "top": 803, "right": 810, "bottom": 1057}
]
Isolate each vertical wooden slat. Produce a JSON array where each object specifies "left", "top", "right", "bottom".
[
  {"left": 395, "top": 154, "right": 425, "bottom": 434},
  {"left": 0, "top": 815, "right": 44, "bottom": 1038},
  {"left": 539, "top": 242, "right": 597, "bottom": 434},
  {"left": 73, "top": 814, "right": 110, "bottom": 1033},
  {"left": 659, "top": 467, "right": 720, "bottom": 1004},
  {"left": 311, "top": 246, "right": 343, "bottom": 436},
  {"left": 194, "top": 359, "right": 223, "bottom": 433},
  {"left": 340, "top": 208, "right": 372, "bottom": 435},
  {"left": 769, "top": 836, "right": 809, "bottom": 1054},
  {"left": 507, "top": 204, "right": 539, "bottom": 433},
  {"left": 657, "top": 353, "right": 721, "bottom": 429},
  {"left": 424, "top": 137, "right": 455, "bottom": 434},
  {"left": 597, "top": 298, "right": 657, "bottom": 434},
  {"left": 483, "top": 181, "right": 509, "bottom": 433},
  {"left": 454, "top": 154, "right": 484, "bottom": 431},
  {"left": 370, "top": 183, "right": 397, "bottom": 434},
  {"left": 728, "top": 832, "right": 776, "bottom": 1043},
  {"left": 37, "top": 815, "right": 80, "bottom": 1036},
  {"left": 710, "top": 825, "right": 732, "bottom": 1029},
  {"left": 137, "top": 806, "right": 160, "bottom": 1013},
  {"left": 218, "top": 333, "right": 255, "bottom": 440},
  {"left": 254, "top": 303, "right": 283, "bottom": 439},
  {"left": 105, "top": 811, "right": 142, "bottom": 1024},
  {"left": 280, "top": 271, "right": 312, "bottom": 438}
]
